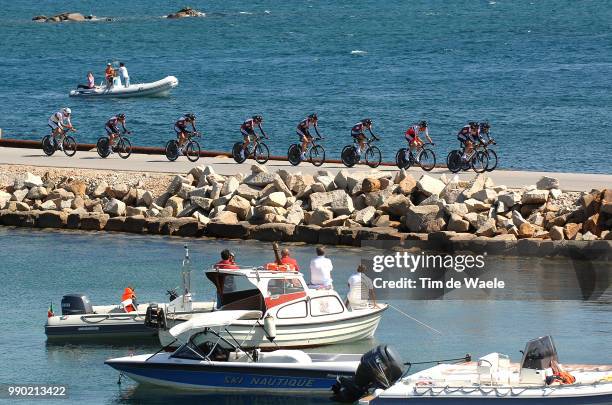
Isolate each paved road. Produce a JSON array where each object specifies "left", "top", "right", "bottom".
[{"left": 1, "top": 146, "right": 610, "bottom": 191}]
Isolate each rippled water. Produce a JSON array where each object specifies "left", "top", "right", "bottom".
[
  {"left": 0, "top": 1, "right": 611, "bottom": 173},
  {"left": 0, "top": 227, "right": 610, "bottom": 404}
]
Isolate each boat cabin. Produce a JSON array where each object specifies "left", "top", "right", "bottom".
[
  {"left": 205, "top": 267, "right": 348, "bottom": 319},
  {"left": 519, "top": 335, "right": 559, "bottom": 384}
]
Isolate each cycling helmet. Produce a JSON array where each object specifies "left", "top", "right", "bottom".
[
  {"left": 308, "top": 113, "right": 318, "bottom": 120},
  {"left": 252, "top": 115, "right": 263, "bottom": 123},
  {"left": 362, "top": 118, "right": 372, "bottom": 125},
  {"left": 479, "top": 121, "right": 490, "bottom": 131},
  {"left": 418, "top": 120, "right": 428, "bottom": 128},
  {"left": 185, "top": 113, "right": 196, "bottom": 121},
  {"left": 62, "top": 107, "right": 72, "bottom": 115},
  {"left": 117, "top": 113, "right": 126, "bottom": 120}
]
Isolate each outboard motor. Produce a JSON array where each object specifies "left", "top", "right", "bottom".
[
  {"left": 61, "top": 294, "right": 93, "bottom": 315},
  {"left": 332, "top": 345, "right": 403, "bottom": 403},
  {"left": 144, "top": 304, "right": 167, "bottom": 329}
]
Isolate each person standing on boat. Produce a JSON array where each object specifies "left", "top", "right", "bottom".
[
  {"left": 345, "top": 264, "right": 378, "bottom": 310},
  {"left": 118, "top": 62, "right": 130, "bottom": 87},
  {"left": 105, "top": 63, "right": 115, "bottom": 87},
  {"left": 309, "top": 247, "right": 333, "bottom": 289},
  {"left": 280, "top": 248, "right": 300, "bottom": 272}
]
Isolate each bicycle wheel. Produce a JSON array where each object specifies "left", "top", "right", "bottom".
[
  {"left": 185, "top": 140, "right": 201, "bottom": 162},
  {"left": 365, "top": 146, "right": 382, "bottom": 168},
  {"left": 418, "top": 148, "right": 436, "bottom": 171},
  {"left": 63, "top": 136, "right": 77, "bottom": 157},
  {"left": 471, "top": 151, "right": 489, "bottom": 173},
  {"left": 165, "top": 140, "right": 179, "bottom": 161},
  {"left": 287, "top": 144, "right": 302, "bottom": 166},
  {"left": 96, "top": 137, "right": 110, "bottom": 158},
  {"left": 117, "top": 138, "right": 132, "bottom": 160},
  {"left": 446, "top": 150, "right": 462, "bottom": 173},
  {"left": 41, "top": 135, "right": 55, "bottom": 156},
  {"left": 310, "top": 144, "right": 325, "bottom": 167},
  {"left": 232, "top": 142, "right": 246, "bottom": 163},
  {"left": 341, "top": 145, "right": 356, "bottom": 167},
  {"left": 254, "top": 142, "right": 270, "bottom": 164},
  {"left": 396, "top": 148, "right": 411, "bottom": 169},
  {"left": 486, "top": 149, "right": 498, "bottom": 172}
]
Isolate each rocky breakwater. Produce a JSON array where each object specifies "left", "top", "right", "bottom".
[
  {"left": 0, "top": 168, "right": 610, "bottom": 258},
  {"left": 32, "top": 13, "right": 98, "bottom": 22}
]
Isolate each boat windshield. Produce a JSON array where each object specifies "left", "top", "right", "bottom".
[
  {"left": 520, "top": 335, "right": 559, "bottom": 370},
  {"left": 171, "top": 330, "right": 232, "bottom": 361},
  {"left": 206, "top": 272, "right": 266, "bottom": 313}
]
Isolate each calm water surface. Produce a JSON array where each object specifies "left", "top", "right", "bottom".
[
  {"left": 0, "top": 227, "right": 610, "bottom": 404},
  {"left": 0, "top": 1, "right": 611, "bottom": 173}
]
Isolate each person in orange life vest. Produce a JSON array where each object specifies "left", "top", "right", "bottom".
[
  {"left": 105, "top": 63, "right": 115, "bottom": 87},
  {"left": 121, "top": 285, "right": 137, "bottom": 312},
  {"left": 280, "top": 248, "right": 300, "bottom": 271}
]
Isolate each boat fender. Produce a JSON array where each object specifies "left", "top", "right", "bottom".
[{"left": 263, "top": 313, "right": 276, "bottom": 342}]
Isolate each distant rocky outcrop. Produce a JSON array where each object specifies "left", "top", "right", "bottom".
[
  {"left": 166, "top": 7, "right": 205, "bottom": 19},
  {"left": 32, "top": 13, "right": 98, "bottom": 23}
]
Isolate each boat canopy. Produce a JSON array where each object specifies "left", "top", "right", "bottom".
[
  {"left": 169, "top": 310, "right": 263, "bottom": 337},
  {"left": 520, "top": 335, "right": 559, "bottom": 370},
  {"left": 206, "top": 269, "right": 268, "bottom": 313}
]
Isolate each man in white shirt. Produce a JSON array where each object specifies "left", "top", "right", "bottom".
[
  {"left": 346, "top": 264, "right": 378, "bottom": 310},
  {"left": 309, "top": 247, "right": 333, "bottom": 289},
  {"left": 119, "top": 62, "right": 130, "bottom": 87}
]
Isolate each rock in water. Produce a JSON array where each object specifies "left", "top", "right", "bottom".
[{"left": 167, "top": 7, "right": 205, "bottom": 18}]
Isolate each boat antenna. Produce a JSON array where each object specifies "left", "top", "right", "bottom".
[
  {"left": 388, "top": 303, "right": 442, "bottom": 335},
  {"left": 182, "top": 245, "right": 192, "bottom": 297}
]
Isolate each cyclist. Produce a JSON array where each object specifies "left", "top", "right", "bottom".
[
  {"left": 479, "top": 121, "right": 492, "bottom": 142},
  {"left": 457, "top": 121, "right": 481, "bottom": 161},
  {"left": 240, "top": 115, "right": 266, "bottom": 159},
  {"left": 174, "top": 113, "right": 198, "bottom": 153},
  {"left": 351, "top": 118, "right": 375, "bottom": 155},
  {"left": 405, "top": 120, "right": 434, "bottom": 155},
  {"left": 48, "top": 107, "right": 76, "bottom": 148},
  {"left": 104, "top": 113, "right": 130, "bottom": 153},
  {"left": 297, "top": 113, "right": 320, "bottom": 160}
]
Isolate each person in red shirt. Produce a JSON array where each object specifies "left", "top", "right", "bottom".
[
  {"left": 215, "top": 249, "right": 238, "bottom": 269},
  {"left": 280, "top": 248, "right": 300, "bottom": 272}
]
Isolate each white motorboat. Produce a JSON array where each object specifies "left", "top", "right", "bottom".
[
  {"left": 46, "top": 246, "right": 214, "bottom": 341},
  {"left": 69, "top": 75, "right": 178, "bottom": 98},
  {"left": 106, "top": 322, "right": 367, "bottom": 394},
  {"left": 356, "top": 336, "right": 612, "bottom": 404},
  {"left": 152, "top": 266, "right": 388, "bottom": 349}
]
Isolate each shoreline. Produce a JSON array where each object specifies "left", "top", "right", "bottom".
[{"left": 1, "top": 162, "right": 610, "bottom": 260}]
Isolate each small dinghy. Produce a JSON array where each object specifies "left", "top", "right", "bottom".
[
  {"left": 356, "top": 336, "right": 612, "bottom": 404},
  {"left": 105, "top": 322, "right": 364, "bottom": 394},
  {"left": 69, "top": 75, "right": 178, "bottom": 98}
]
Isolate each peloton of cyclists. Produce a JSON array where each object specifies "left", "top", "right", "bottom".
[
  {"left": 174, "top": 113, "right": 198, "bottom": 154},
  {"left": 104, "top": 113, "right": 130, "bottom": 153},
  {"left": 351, "top": 118, "right": 376, "bottom": 155},
  {"left": 404, "top": 120, "right": 434, "bottom": 156},
  {"left": 297, "top": 113, "right": 321, "bottom": 160},
  {"left": 240, "top": 115, "right": 267, "bottom": 159},
  {"left": 48, "top": 107, "right": 76, "bottom": 148}
]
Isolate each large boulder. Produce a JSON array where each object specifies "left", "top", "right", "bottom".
[
  {"left": 226, "top": 195, "right": 251, "bottom": 220},
  {"left": 136, "top": 189, "right": 154, "bottom": 207},
  {"left": 464, "top": 173, "right": 488, "bottom": 197},
  {"left": 416, "top": 175, "right": 445, "bottom": 197},
  {"left": 104, "top": 198, "right": 126, "bottom": 216},
  {"left": 167, "top": 7, "right": 205, "bottom": 19},
  {"left": 285, "top": 204, "right": 305, "bottom": 225},
  {"left": 92, "top": 181, "right": 108, "bottom": 198},
  {"left": 564, "top": 223, "right": 581, "bottom": 240},
  {"left": 601, "top": 189, "right": 612, "bottom": 215},
  {"left": 448, "top": 214, "right": 470, "bottom": 232},
  {"left": 65, "top": 180, "right": 87, "bottom": 197},
  {"left": 536, "top": 176, "right": 560, "bottom": 190},
  {"left": 190, "top": 196, "right": 212, "bottom": 211},
  {"left": 13, "top": 188, "right": 29, "bottom": 201},
  {"left": 244, "top": 172, "right": 277, "bottom": 187},
  {"left": 0, "top": 191, "right": 12, "bottom": 209},
  {"left": 212, "top": 210, "right": 239, "bottom": 224},
  {"left": 403, "top": 205, "right": 443, "bottom": 232},
  {"left": 19, "top": 172, "right": 43, "bottom": 188},
  {"left": 352, "top": 206, "right": 377, "bottom": 226},
  {"left": 274, "top": 175, "right": 293, "bottom": 197},
  {"left": 221, "top": 176, "right": 240, "bottom": 196},
  {"left": 165, "top": 196, "right": 184, "bottom": 216},
  {"left": 315, "top": 175, "right": 335, "bottom": 191},
  {"left": 334, "top": 170, "right": 350, "bottom": 190},
  {"left": 397, "top": 175, "right": 417, "bottom": 195},
  {"left": 472, "top": 188, "right": 497, "bottom": 203},
  {"left": 106, "top": 183, "right": 129, "bottom": 199},
  {"left": 498, "top": 191, "right": 522, "bottom": 207},
  {"left": 522, "top": 190, "right": 549, "bottom": 204},
  {"left": 362, "top": 178, "right": 381, "bottom": 193},
  {"left": 380, "top": 194, "right": 412, "bottom": 217},
  {"left": 308, "top": 208, "right": 334, "bottom": 226},
  {"left": 550, "top": 226, "right": 565, "bottom": 240},
  {"left": 262, "top": 192, "right": 287, "bottom": 208}
]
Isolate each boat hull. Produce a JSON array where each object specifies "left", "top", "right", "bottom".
[
  {"left": 106, "top": 356, "right": 357, "bottom": 394},
  {"left": 159, "top": 306, "right": 387, "bottom": 349},
  {"left": 69, "top": 76, "right": 178, "bottom": 98}
]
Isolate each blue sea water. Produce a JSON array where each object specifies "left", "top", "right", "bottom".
[{"left": 0, "top": 0, "right": 611, "bottom": 173}]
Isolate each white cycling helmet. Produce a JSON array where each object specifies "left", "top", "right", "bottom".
[{"left": 63, "top": 107, "right": 72, "bottom": 115}]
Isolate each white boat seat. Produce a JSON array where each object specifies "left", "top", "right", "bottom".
[{"left": 258, "top": 350, "right": 312, "bottom": 364}]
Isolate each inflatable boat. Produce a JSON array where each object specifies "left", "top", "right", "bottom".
[{"left": 69, "top": 75, "right": 178, "bottom": 98}]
